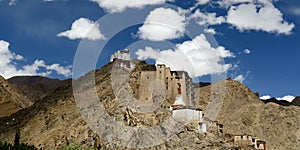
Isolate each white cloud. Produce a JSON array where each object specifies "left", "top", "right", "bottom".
[
  {"left": 217, "top": 0, "right": 278, "bottom": 8},
  {"left": 0, "top": 40, "right": 72, "bottom": 79},
  {"left": 196, "top": 0, "right": 209, "bottom": 5},
  {"left": 226, "top": 3, "right": 294, "bottom": 35},
  {"left": 277, "top": 95, "right": 295, "bottom": 102},
  {"left": 57, "top": 18, "right": 106, "bottom": 41},
  {"left": 233, "top": 74, "right": 245, "bottom": 83},
  {"left": 192, "top": 10, "right": 226, "bottom": 26},
  {"left": 244, "top": 48, "right": 251, "bottom": 54},
  {"left": 204, "top": 28, "right": 217, "bottom": 35},
  {"left": 46, "top": 64, "right": 72, "bottom": 77},
  {"left": 90, "top": 0, "right": 167, "bottom": 13},
  {"left": 260, "top": 95, "right": 271, "bottom": 100},
  {"left": 136, "top": 34, "right": 234, "bottom": 77},
  {"left": 217, "top": 0, "right": 252, "bottom": 8},
  {"left": 138, "top": 7, "right": 187, "bottom": 41}
]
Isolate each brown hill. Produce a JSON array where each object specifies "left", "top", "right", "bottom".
[
  {"left": 0, "top": 76, "right": 32, "bottom": 118},
  {"left": 197, "top": 79, "right": 300, "bottom": 149},
  {"left": 0, "top": 63, "right": 299, "bottom": 149},
  {"left": 8, "top": 76, "right": 69, "bottom": 91},
  {"left": 8, "top": 76, "right": 70, "bottom": 103}
]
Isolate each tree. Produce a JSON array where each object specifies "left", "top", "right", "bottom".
[{"left": 14, "top": 129, "right": 20, "bottom": 146}]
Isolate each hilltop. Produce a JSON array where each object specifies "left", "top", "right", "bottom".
[{"left": 0, "top": 61, "right": 299, "bottom": 149}]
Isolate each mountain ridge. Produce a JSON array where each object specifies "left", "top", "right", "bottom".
[{"left": 0, "top": 62, "right": 299, "bottom": 149}]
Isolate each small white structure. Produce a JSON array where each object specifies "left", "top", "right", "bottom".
[
  {"left": 110, "top": 49, "right": 134, "bottom": 69},
  {"left": 170, "top": 96, "right": 203, "bottom": 122},
  {"left": 170, "top": 95, "right": 206, "bottom": 132},
  {"left": 110, "top": 49, "right": 131, "bottom": 62}
]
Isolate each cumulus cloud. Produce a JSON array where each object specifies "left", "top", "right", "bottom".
[
  {"left": 57, "top": 18, "right": 106, "bottom": 41},
  {"left": 204, "top": 28, "right": 217, "bottom": 35},
  {"left": 226, "top": 3, "right": 294, "bottom": 35},
  {"left": 233, "top": 74, "right": 245, "bottom": 83},
  {"left": 192, "top": 10, "right": 226, "bottom": 26},
  {"left": 0, "top": 40, "right": 72, "bottom": 79},
  {"left": 136, "top": 34, "right": 234, "bottom": 77},
  {"left": 90, "top": 0, "right": 167, "bottom": 13},
  {"left": 138, "top": 7, "right": 187, "bottom": 41},
  {"left": 244, "top": 48, "right": 251, "bottom": 54},
  {"left": 46, "top": 64, "right": 72, "bottom": 77}
]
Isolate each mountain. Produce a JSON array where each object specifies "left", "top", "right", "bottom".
[
  {"left": 0, "top": 62, "right": 299, "bottom": 149},
  {"left": 291, "top": 96, "right": 300, "bottom": 107},
  {"left": 8, "top": 76, "right": 70, "bottom": 103},
  {"left": 0, "top": 75, "right": 70, "bottom": 118},
  {"left": 197, "top": 79, "right": 300, "bottom": 149},
  {"left": 262, "top": 97, "right": 300, "bottom": 107},
  {"left": 0, "top": 76, "right": 32, "bottom": 118},
  {"left": 262, "top": 97, "right": 291, "bottom": 106}
]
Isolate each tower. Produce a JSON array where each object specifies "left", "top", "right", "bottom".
[{"left": 156, "top": 64, "right": 166, "bottom": 83}]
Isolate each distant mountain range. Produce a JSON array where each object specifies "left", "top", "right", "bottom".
[{"left": 262, "top": 97, "right": 300, "bottom": 107}]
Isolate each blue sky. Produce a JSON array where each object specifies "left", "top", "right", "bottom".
[{"left": 0, "top": 0, "right": 299, "bottom": 101}]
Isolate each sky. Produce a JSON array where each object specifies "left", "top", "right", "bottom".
[{"left": 0, "top": 0, "right": 299, "bottom": 101}]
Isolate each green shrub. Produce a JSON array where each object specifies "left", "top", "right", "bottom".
[{"left": 59, "top": 143, "right": 95, "bottom": 150}]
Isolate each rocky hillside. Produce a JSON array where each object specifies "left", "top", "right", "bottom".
[
  {"left": 0, "top": 62, "right": 299, "bottom": 149},
  {"left": 0, "top": 76, "right": 32, "bottom": 117},
  {"left": 197, "top": 79, "right": 300, "bottom": 150},
  {"left": 0, "top": 75, "right": 69, "bottom": 118},
  {"left": 8, "top": 76, "right": 70, "bottom": 103}
]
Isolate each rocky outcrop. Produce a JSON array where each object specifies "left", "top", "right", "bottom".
[{"left": 0, "top": 76, "right": 32, "bottom": 117}]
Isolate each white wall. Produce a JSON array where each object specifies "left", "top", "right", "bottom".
[{"left": 172, "top": 109, "right": 202, "bottom": 122}]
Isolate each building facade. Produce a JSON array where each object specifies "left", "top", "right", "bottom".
[{"left": 110, "top": 49, "right": 132, "bottom": 68}]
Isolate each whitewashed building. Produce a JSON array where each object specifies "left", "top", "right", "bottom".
[
  {"left": 170, "top": 95, "right": 206, "bottom": 133},
  {"left": 110, "top": 49, "right": 133, "bottom": 68}
]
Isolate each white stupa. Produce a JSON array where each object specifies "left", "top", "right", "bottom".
[{"left": 173, "top": 95, "right": 186, "bottom": 106}]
